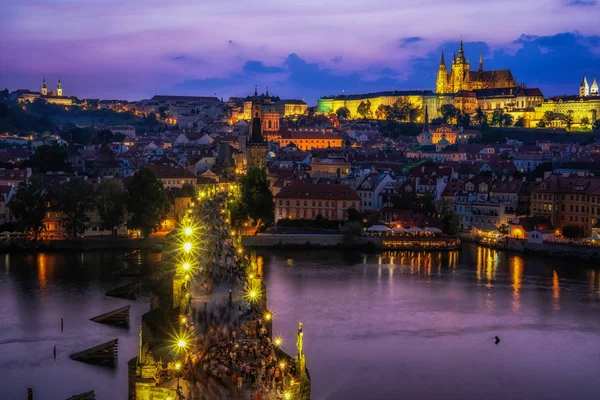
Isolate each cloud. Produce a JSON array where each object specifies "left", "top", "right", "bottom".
[
  {"left": 242, "top": 61, "right": 285, "bottom": 74},
  {"left": 331, "top": 56, "right": 343, "bottom": 64},
  {"left": 398, "top": 37, "right": 423, "bottom": 48},
  {"left": 566, "top": 0, "right": 597, "bottom": 6},
  {"left": 169, "top": 54, "right": 207, "bottom": 65}
]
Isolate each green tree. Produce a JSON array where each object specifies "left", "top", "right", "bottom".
[
  {"left": 565, "top": 110, "right": 574, "bottom": 131},
  {"left": 180, "top": 182, "right": 196, "bottom": 197},
  {"left": 491, "top": 109, "right": 505, "bottom": 127},
  {"left": 126, "top": 167, "right": 170, "bottom": 238},
  {"left": 498, "top": 223, "right": 509, "bottom": 235},
  {"left": 357, "top": 100, "right": 372, "bottom": 119},
  {"left": 536, "top": 120, "right": 546, "bottom": 128},
  {"left": 95, "top": 179, "right": 127, "bottom": 232},
  {"left": 457, "top": 112, "right": 471, "bottom": 128},
  {"left": 541, "top": 110, "right": 554, "bottom": 126},
  {"left": 50, "top": 177, "right": 95, "bottom": 238},
  {"left": 239, "top": 167, "right": 274, "bottom": 227},
  {"left": 91, "top": 129, "right": 114, "bottom": 145},
  {"left": 9, "top": 177, "right": 49, "bottom": 240},
  {"left": 375, "top": 104, "right": 388, "bottom": 120},
  {"left": 474, "top": 107, "right": 488, "bottom": 127},
  {"left": 335, "top": 107, "right": 350, "bottom": 120},
  {"left": 580, "top": 117, "right": 590, "bottom": 130},
  {"left": 514, "top": 117, "right": 526, "bottom": 127},
  {"left": 562, "top": 225, "right": 584, "bottom": 239},
  {"left": 502, "top": 113, "right": 514, "bottom": 127},
  {"left": 593, "top": 119, "right": 600, "bottom": 132},
  {"left": 346, "top": 206, "right": 361, "bottom": 222},
  {"left": 27, "top": 144, "right": 71, "bottom": 173},
  {"left": 440, "top": 104, "right": 459, "bottom": 124},
  {"left": 158, "top": 106, "right": 169, "bottom": 119},
  {"left": 340, "top": 221, "right": 363, "bottom": 244}
]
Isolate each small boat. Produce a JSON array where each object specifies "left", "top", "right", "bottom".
[{"left": 117, "top": 249, "right": 141, "bottom": 261}]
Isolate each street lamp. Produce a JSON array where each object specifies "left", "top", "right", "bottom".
[
  {"left": 182, "top": 262, "right": 191, "bottom": 272},
  {"left": 274, "top": 336, "right": 282, "bottom": 347},
  {"left": 183, "top": 242, "right": 192, "bottom": 253},
  {"left": 175, "top": 361, "right": 182, "bottom": 389},
  {"left": 184, "top": 227, "right": 193, "bottom": 236}
]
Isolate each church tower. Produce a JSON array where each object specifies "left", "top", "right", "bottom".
[
  {"left": 246, "top": 86, "right": 268, "bottom": 171},
  {"left": 41, "top": 78, "right": 48, "bottom": 96},
  {"left": 580, "top": 75, "right": 590, "bottom": 97},
  {"left": 478, "top": 52, "right": 483, "bottom": 73},
  {"left": 436, "top": 51, "right": 448, "bottom": 94},
  {"left": 591, "top": 76, "right": 599, "bottom": 96},
  {"left": 57, "top": 78, "right": 63, "bottom": 97},
  {"left": 451, "top": 38, "right": 470, "bottom": 93}
]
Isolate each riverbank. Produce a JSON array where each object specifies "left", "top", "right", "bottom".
[{"left": 0, "top": 237, "right": 165, "bottom": 253}]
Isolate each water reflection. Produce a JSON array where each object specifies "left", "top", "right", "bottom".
[
  {"left": 511, "top": 256, "right": 523, "bottom": 310},
  {"left": 553, "top": 270, "right": 560, "bottom": 310}
]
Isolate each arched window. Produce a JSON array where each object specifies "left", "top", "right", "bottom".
[
  {"left": 255, "top": 112, "right": 259, "bottom": 118},
  {"left": 268, "top": 120, "right": 272, "bottom": 129}
]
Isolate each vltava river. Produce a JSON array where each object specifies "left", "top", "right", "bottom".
[{"left": 1, "top": 245, "right": 600, "bottom": 399}]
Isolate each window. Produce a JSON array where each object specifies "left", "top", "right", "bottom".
[
  {"left": 318, "top": 201, "right": 322, "bottom": 207},
  {"left": 286, "top": 201, "right": 290, "bottom": 206},
  {"left": 304, "top": 201, "right": 307, "bottom": 206},
  {"left": 296, "top": 201, "right": 300, "bottom": 206},
  {"left": 312, "top": 201, "right": 315, "bottom": 207},
  {"left": 279, "top": 200, "right": 283, "bottom": 206}
]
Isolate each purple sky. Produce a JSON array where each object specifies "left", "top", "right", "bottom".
[{"left": 1, "top": 0, "right": 599, "bottom": 104}]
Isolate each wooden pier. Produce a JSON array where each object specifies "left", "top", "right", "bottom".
[
  {"left": 70, "top": 339, "right": 118, "bottom": 366},
  {"left": 105, "top": 282, "right": 138, "bottom": 300},
  {"left": 90, "top": 305, "right": 130, "bottom": 327},
  {"left": 65, "top": 391, "right": 95, "bottom": 400}
]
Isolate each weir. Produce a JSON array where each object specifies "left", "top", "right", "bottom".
[{"left": 128, "top": 186, "right": 310, "bottom": 400}]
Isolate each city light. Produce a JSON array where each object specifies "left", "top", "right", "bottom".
[
  {"left": 264, "top": 311, "right": 272, "bottom": 321},
  {"left": 177, "top": 339, "right": 187, "bottom": 349},
  {"left": 175, "top": 362, "right": 181, "bottom": 370},
  {"left": 284, "top": 391, "right": 291, "bottom": 400},
  {"left": 274, "top": 336, "right": 282, "bottom": 347},
  {"left": 184, "top": 227, "right": 193, "bottom": 236},
  {"left": 183, "top": 242, "right": 192, "bottom": 252},
  {"left": 279, "top": 361, "right": 286, "bottom": 370},
  {"left": 183, "top": 262, "right": 191, "bottom": 271}
]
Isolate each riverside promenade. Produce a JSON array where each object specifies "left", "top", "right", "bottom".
[{"left": 129, "top": 187, "right": 310, "bottom": 400}]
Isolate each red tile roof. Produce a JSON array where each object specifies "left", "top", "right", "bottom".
[{"left": 275, "top": 182, "right": 360, "bottom": 201}]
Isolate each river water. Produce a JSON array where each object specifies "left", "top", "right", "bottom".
[{"left": 1, "top": 245, "right": 600, "bottom": 399}]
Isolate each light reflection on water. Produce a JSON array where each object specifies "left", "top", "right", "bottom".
[{"left": 263, "top": 243, "right": 600, "bottom": 400}]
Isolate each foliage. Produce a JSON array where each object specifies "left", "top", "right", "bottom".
[
  {"left": 474, "top": 107, "right": 488, "bottom": 128},
  {"left": 340, "top": 221, "right": 363, "bottom": 244},
  {"left": 593, "top": 119, "right": 600, "bottom": 132},
  {"left": 94, "top": 179, "right": 127, "bottom": 231},
  {"left": 387, "top": 97, "right": 421, "bottom": 122},
  {"left": 50, "top": 177, "right": 95, "bottom": 238},
  {"left": 565, "top": 110, "right": 574, "bottom": 131},
  {"left": 502, "top": 113, "right": 514, "bottom": 127},
  {"left": 439, "top": 104, "right": 459, "bottom": 124},
  {"left": 335, "top": 107, "right": 350, "bottom": 120},
  {"left": 436, "top": 199, "right": 460, "bottom": 235},
  {"left": 498, "top": 223, "right": 510, "bottom": 235},
  {"left": 27, "top": 144, "right": 71, "bottom": 173},
  {"left": 59, "top": 125, "right": 98, "bottom": 145},
  {"left": 375, "top": 104, "right": 388, "bottom": 120},
  {"left": 356, "top": 100, "right": 373, "bottom": 119},
  {"left": 238, "top": 168, "right": 274, "bottom": 227},
  {"left": 536, "top": 120, "right": 546, "bottom": 128},
  {"left": 430, "top": 117, "right": 445, "bottom": 125},
  {"left": 514, "top": 117, "right": 526, "bottom": 127},
  {"left": 541, "top": 110, "right": 554, "bottom": 126},
  {"left": 392, "top": 191, "right": 436, "bottom": 214},
  {"left": 490, "top": 109, "right": 505, "bottom": 127},
  {"left": 457, "top": 112, "right": 471, "bottom": 128},
  {"left": 91, "top": 129, "right": 114, "bottom": 145},
  {"left": 9, "top": 177, "right": 49, "bottom": 240},
  {"left": 180, "top": 183, "right": 196, "bottom": 197},
  {"left": 580, "top": 117, "right": 590, "bottom": 131},
  {"left": 562, "top": 225, "right": 585, "bottom": 239},
  {"left": 126, "top": 167, "right": 170, "bottom": 238},
  {"left": 346, "top": 206, "right": 361, "bottom": 222}
]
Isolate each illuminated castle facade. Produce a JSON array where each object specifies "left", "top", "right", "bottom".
[{"left": 435, "top": 39, "right": 518, "bottom": 94}]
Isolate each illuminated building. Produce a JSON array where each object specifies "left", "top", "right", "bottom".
[
  {"left": 274, "top": 182, "right": 360, "bottom": 221},
  {"left": 530, "top": 95, "right": 600, "bottom": 129},
  {"left": 17, "top": 78, "right": 75, "bottom": 105},
  {"left": 238, "top": 89, "right": 307, "bottom": 121},
  {"left": 246, "top": 86, "right": 268, "bottom": 171},
  {"left": 271, "top": 128, "right": 343, "bottom": 151},
  {"left": 416, "top": 108, "right": 480, "bottom": 145},
  {"left": 531, "top": 175, "right": 600, "bottom": 236},
  {"left": 435, "top": 39, "right": 518, "bottom": 94},
  {"left": 150, "top": 165, "right": 196, "bottom": 189},
  {"left": 316, "top": 90, "right": 450, "bottom": 120}
]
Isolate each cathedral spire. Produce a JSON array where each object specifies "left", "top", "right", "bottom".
[
  {"left": 253, "top": 85, "right": 258, "bottom": 98},
  {"left": 478, "top": 53, "right": 483, "bottom": 72},
  {"left": 453, "top": 52, "right": 456, "bottom": 64},
  {"left": 457, "top": 36, "right": 465, "bottom": 63},
  {"left": 440, "top": 50, "right": 445, "bottom": 67},
  {"left": 265, "top": 85, "right": 269, "bottom": 97}
]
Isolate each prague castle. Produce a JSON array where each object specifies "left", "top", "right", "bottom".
[{"left": 435, "top": 39, "right": 518, "bottom": 94}]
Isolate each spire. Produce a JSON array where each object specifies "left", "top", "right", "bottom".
[
  {"left": 478, "top": 52, "right": 483, "bottom": 72},
  {"left": 254, "top": 85, "right": 258, "bottom": 97},
  {"left": 581, "top": 75, "right": 588, "bottom": 86},
  {"left": 457, "top": 36, "right": 465, "bottom": 63},
  {"left": 265, "top": 85, "right": 269, "bottom": 97},
  {"left": 440, "top": 50, "right": 445, "bottom": 67},
  {"left": 453, "top": 52, "right": 456, "bottom": 64}
]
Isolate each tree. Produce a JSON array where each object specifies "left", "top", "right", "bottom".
[
  {"left": 565, "top": 110, "right": 574, "bottom": 131},
  {"left": 158, "top": 106, "right": 169, "bottom": 119},
  {"left": 536, "top": 120, "right": 546, "bottom": 128},
  {"left": 335, "top": 107, "right": 350, "bottom": 120},
  {"left": 127, "top": 167, "right": 171, "bottom": 238},
  {"left": 581, "top": 117, "right": 590, "bottom": 130},
  {"left": 181, "top": 182, "right": 196, "bottom": 197},
  {"left": 498, "top": 223, "right": 509, "bottom": 235},
  {"left": 27, "top": 144, "right": 71, "bottom": 173},
  {"left": 514, "top": 117, "right": 526, "bottom": 127},
  {"left": 431, "top": 117, "right": 445, "bottom": 125},
  {"left": 541, "top": 110, "right": 554, "bottom": 126},
  {"left": 502, "top": 113, "right": 514, "bottom": 127},
  {"left": 562, "top": 225, "right": 584, "bottom": 239},
  {"left": 491, "top": 109, "right": 505, "bottom": 127},
  {"left": 91, "top": 129, "right": 114, "bottom": 145},
  {"left": 375, "top": 104, "right": 388, "bottom": 120},
  {"left": 95, "top": 179, "right": 127, "bottom": 232},
  {"left": 346, "top": 206, "right": 361, "bottom": 222},
  {"left": 10, "top": 177, "right": 49, "bottom": 240},
  {"left": 457, "top": 112, "right": 471, "bottom": 128},
  {"left": 357, "top": 100, "right": 372, "bottom": 119},
  {"left": 440, "top": 104, "right": 459, "bottom": 124},
  {"left": 340, "top": 221, "right": 363, "bottom": 244},
  {"left": 239, "top": 167, "right": 274, "bottom": 227},
  {"left": 50, "top": 177, "right": 95, "bottom": 238},
  {"left": 593, "top": 119, "right": 600, "bottom": 132},
  {"left": 387, "top": 97, "right": 415, "bottom": 122},
  {"left": 474, "top": 107, "right": 488, "bottom": 127}
]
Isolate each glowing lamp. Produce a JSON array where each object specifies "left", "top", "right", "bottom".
[
  {"left": 274, "top": 337, "right": 282, "bottom": 347},
  {"left": 175, "top": 362, "right": 181, "bottom": 370},
  {"left": 183, "top": 262, "right": 191, "bottom": 271},
  {"left": 264, "top": 311, "right": 272, "bottom": 321},
  {"left": 284, "top": 392, "right": 291, "bottom": 400},
  {"left": 177, "top": 339, "right": 187, "bottom": 349},
  {"left": 279, "top": 362, "right": 286, "bottom": 370},
  {"left": 183, "top": 242, "right": 192, "bottom": 252},
  {"left": 184, "top": 227, "right": 193, "bottom": 236}
]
